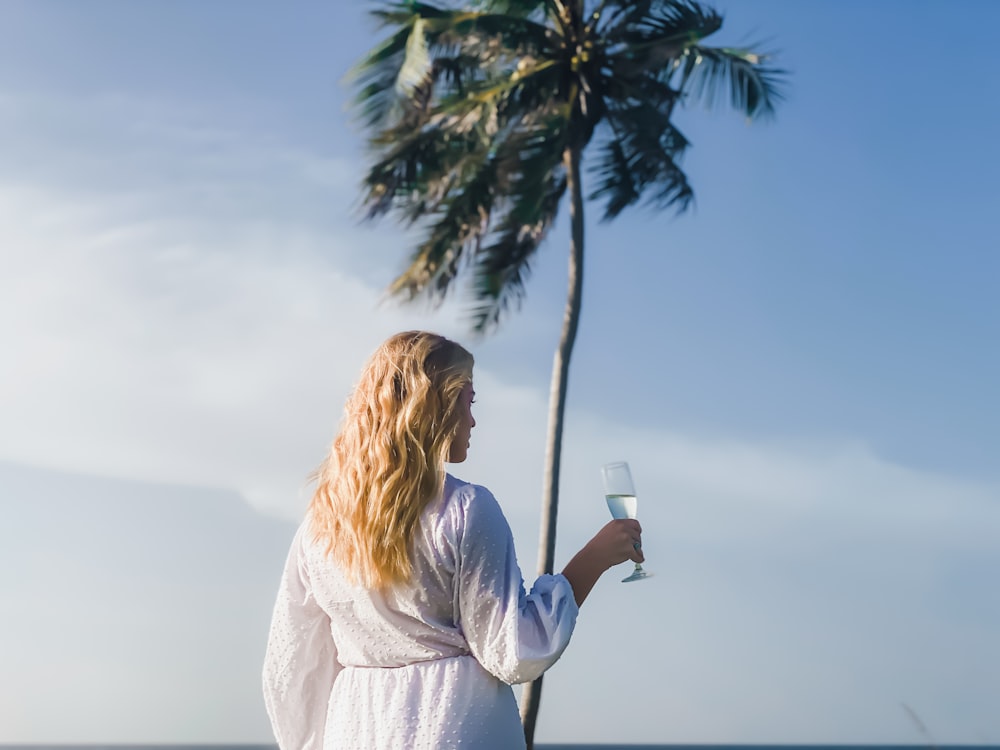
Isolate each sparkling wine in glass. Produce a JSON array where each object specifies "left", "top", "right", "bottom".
[{"left": 602, "top": 461, "right": 651, "bottom": 583}]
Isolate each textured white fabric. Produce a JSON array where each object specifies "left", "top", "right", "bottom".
[{"left": 263, "top": 473, "right": 579, "bottom": 750}]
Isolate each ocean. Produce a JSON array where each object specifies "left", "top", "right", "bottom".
[{"left": 2, "top": 744, "right": 997, "bottom": 750}]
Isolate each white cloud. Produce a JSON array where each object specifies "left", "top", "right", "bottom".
[
  {"left": 537, "top": 418, "right": 1000, "bottom": 744},
  {"left": 0, "top": 88, "right": 460, "bottom": 512},
  {"left": 0, "top": 179, "right": 451, "bottom": 513}
]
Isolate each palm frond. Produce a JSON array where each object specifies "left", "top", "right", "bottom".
[
  {"left": 361, "top": 117, "right": 488, "bottom": 222},
  {"left": 369, "top": 1, "right": 453, "bottom": 27},
  {"left": 351, "top": 2, "right": 559, "bottom": 132},
  {"left": 672, "top": 43, "right": 786, "bottom": 119},
  {"left": 388, "top": 150, "right": 500, "bottom": 301},
  {"left": 468, "top": 176, "right": 566, "bottom": 332},
  {"left": 469, "top": 117, "right": 569, "bottom": 330},
  {"left": 359, "top": 50, "right": 569, "bottom": 227},
  {"left": 375, "top": 109, "right": 573, "bottom": 327},
  {"left": 396, "top": 17, "right": 433, "bottom": 97},
  {"left": 589, "top": 0, "right": 642, "bottom": 37},
  {"left": 431, "top": 12, "right": 556, "bottom": 60},
  {"left": 589, "top": 103, "right": 693, "bottom": 220},
  {"left": 602, "top": 0, "right": 722, "bottom": 67},
  {"left": 600, "top": 64, "right": 679, "bottom": 114},
  {"left": 589, "top": 139, "right": 693, "bottom": 220},
  {"left": 468, "top": 0, "right": 552, "bottom": 19},
  {"left": 463, "top": 58, "right": 566, "bottom": 129},
  {"left": 348, "top": 24, "right": 416, "bottom": 129}
]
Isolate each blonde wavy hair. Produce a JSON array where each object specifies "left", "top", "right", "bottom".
[{"left": 309, "top": 331, "right": 474, "bottom": 589}]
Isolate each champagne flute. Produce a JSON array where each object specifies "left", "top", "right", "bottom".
[{"left": 602, "top": 461, "right": 651, "bottom": 583}]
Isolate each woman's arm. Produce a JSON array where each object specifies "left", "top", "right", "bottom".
[
  {"left": 454, "top": 485, "right": 579, "bottom": 685},
  {"left": 561, "top": 519, "right": 644, "bottom": 606},
  {"left": 262, "top": 524, "right": 341, "bottom": 750}
]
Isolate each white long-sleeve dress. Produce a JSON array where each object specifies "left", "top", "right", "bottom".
[{"left": 262, "top": 474, "right": 580, "bottom": 750}]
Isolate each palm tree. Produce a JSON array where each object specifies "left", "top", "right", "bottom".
[{"left": 349, "top": 1, "right": 784, "bottom": 745}]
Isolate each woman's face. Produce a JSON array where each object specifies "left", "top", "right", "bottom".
[{"left": 447, "top": 382, "right": 476, "bottom": 463}]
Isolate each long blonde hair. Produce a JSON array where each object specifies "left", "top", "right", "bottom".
[{"left": 309, "top": 331, "right": 474, "bottom": 589}]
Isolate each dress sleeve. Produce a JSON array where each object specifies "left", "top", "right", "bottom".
[
  {"left": 454, "top": 485, "right": 579, "bottom": 685},
  {"left": 262, "top": 523, "right": 341, "bottom": 750}
]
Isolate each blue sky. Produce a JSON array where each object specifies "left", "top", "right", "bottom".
[{"left": 1, "top": 0, "right": 998, "bottom": 745}]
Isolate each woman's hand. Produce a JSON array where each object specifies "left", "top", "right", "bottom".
[
  {"left": 560, "top": 519, "right": 644, "bottom": 606},
  {"left": 588, "top": 518, "right": 644, "bottom": 569}
]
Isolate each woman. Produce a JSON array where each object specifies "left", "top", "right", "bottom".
[{"left": 263, "top": 331, "right": 643, "bottom": 749}]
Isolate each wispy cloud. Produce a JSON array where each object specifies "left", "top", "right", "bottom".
[
  {"left": 538, "top": 417, "right": 1000, "bottom": 744},
  {"left": 0, "top": 89, "right": 462, "bottom": 510}
]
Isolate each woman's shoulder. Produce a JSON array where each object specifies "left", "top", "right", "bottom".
[
  {"left": 443, "top": 472, "right": 497, "bottom": 509},
  {"left": 441, "top": 473, "right": 510, "bottom": 534}
]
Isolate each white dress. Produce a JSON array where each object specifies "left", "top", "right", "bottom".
[{"left": 262, "top": 474, "right": 579, "bottom": 750}]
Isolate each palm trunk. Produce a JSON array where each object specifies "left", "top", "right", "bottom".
[{"left": 520, "top": 143, "right": 585, "bottom": 749}]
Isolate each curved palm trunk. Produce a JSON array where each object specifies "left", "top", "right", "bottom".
[{"left": 519, "top": 143, "right": 585, "bottom": 749}]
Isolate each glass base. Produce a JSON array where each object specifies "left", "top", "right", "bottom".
[{"left": 622, "top": 565, "right": 652, "bottom": 583}]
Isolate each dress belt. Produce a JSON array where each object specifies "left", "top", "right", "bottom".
[{"left": 344, "top": 651, "right": 472, "bottom": 670}]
